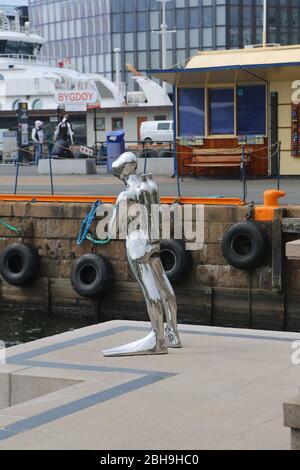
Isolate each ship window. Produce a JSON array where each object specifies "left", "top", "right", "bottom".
[
  {"left": 32, "top": 99, "right": 43, "bottom": 110},
  {"left": 19, "top": 42, "right": 34, "bottom": 56},
  {"left": 178, "top": 88, "right": 205, "bottom": 137},
  {"left": 6, "top": 41, "right": 19, "bottom": 54},
  {"left": 12, "top": 100, "right": 21, "bottom": 111},
  {"left": 0, "top": 74, "right": 4, "bottom": 81},
  {"left": 0, "top": 41, "right": 6, "bottom": 54}
]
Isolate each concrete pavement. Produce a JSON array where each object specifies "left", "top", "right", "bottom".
[{"left": 0, "top": 320, "right": 299, "bottom": 450}]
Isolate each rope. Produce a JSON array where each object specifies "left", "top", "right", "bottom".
[
  {"left": 77, "top": 200, "right": 111, "bottom": 246},
  {"left": 248, "top": 144, "right": 280, "bottom": 161},
  {"left": 77, "top": 200, "right": 100, "bottom": 246},
  {"left": 86, "top": 233, "right": 111, "bottom": 245},
  {"left": 0, "top": 218, "right": 22, "bottom": 234}
]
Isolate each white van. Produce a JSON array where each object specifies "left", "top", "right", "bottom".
[{"left": 140, "top": 121, "right": 173, "bottom": 144}]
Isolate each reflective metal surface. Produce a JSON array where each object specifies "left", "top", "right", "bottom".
[{"left": 103, "top": 152, "right": 182, "bottom": 357}]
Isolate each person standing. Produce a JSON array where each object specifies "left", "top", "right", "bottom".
[
  {"left": 52, "top": 115, "right": 74, "bottom": 157},
  {"left": 31, "top": 120, "right": 44, "bottom": 165}
]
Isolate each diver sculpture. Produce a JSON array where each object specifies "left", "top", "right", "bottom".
[{"left": 103, "top": 152, "right": 182, "bottom": 357}]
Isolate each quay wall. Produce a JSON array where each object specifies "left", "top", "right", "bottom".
[{"left": 0, "top": 201, "right": 299, "bottom": 332}]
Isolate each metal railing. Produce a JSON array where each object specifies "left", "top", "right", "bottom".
[
  {"left": 179, "top": 142, "right": 282, "bottom": 204},
  {"left": 1, "top": 138, "right": 175, "bottom": 196},
  {"left": 0, "top": 53, "right": 47, "bottom": 65},
  {"left": 0, "top": 138, "right": 282, "bottom": 204}
]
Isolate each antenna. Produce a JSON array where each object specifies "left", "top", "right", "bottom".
[{"left": 152, "top": 0, "right": 176, "bottom": 94}]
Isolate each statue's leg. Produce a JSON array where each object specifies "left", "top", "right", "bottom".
[
  {"left": 128, "top": 257, "right": 167, "bottom": 353},
  {"left": 102, "top": 256, "right": 167, "bottom": 356},
  {"left": 151, "top": 256, "right": 182, "bottom": 348}
]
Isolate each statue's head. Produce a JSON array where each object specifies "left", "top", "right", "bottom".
[{"left": 112, "top": 152, "right": 137, "bottom": 181}]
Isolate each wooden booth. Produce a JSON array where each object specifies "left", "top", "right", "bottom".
[{"left": 151, "top": 44, "right": 300, "bottom": 178}]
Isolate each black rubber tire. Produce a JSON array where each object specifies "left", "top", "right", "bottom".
[
  {"left": 71, "top": 254, "right": 113, "bottom": 298},
  {"left": 222, "top": 222, "right": 268, "bottom": 270},
  {"left": 0, "top": 243, "right": 40, "bottom": 287},
  {"left": 160, "top": 240, "right": 191, "bottom": 284}
]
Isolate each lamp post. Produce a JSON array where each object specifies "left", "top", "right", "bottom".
[
  {"left": 152, "top": 0, "right": 176, "bottom": 94},
  {"left": 263, "top": 0, "right": 267, "bottom": 47}
]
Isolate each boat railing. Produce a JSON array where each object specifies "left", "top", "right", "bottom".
[
  {"left": 0, "top": 53, "right": 46, "bottom": 64},
  {"left": 0, "top": 24, "right": 40, "bottom": 35},
  {"left": 0, "top": 54, "right": 77, "bottom": 69}
]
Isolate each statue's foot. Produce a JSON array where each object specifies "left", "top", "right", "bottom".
[
  {"left": 103, "top": 331, "right": 168, "bottom": 357},
  {"left": 165, "top": 326, "right": 182, "bottom": 349}
]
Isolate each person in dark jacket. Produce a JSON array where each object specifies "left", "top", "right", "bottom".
[{"left": 52, "top": 115, "right": 74, "bottom": 158}]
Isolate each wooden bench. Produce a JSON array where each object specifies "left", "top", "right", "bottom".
[{"left": 182, "top": 147, "right": 253, "bottom": 178}]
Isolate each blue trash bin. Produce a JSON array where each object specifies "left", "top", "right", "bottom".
[{"left": 106, "top": 130, "right": 125, "bottom": 171}]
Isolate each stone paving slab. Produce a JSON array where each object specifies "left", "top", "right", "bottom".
[{"left": 0, "top": 320, "right": 299, "bottom": 450}]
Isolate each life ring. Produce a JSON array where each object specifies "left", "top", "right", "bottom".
[
  {"left": 0, "top": 243, "right": 40, "bottom": 286},
  {"left": 71, "top": 254, "right": 113, "bottom": 298},
  {"left": 160, "top": 240, "right": 192, "bottom": 284},
  {"left": 222, "top": 222, "right": 268, "bottom": 270}
]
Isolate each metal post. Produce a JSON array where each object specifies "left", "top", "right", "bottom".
[
  {"left": 14, "top": 155, "right": 20, "bottom": 195},
  {"left": 241, "top": 145, "right": 246, "bottom": 204},
  {"left": 161, "top": 1, "right": 167, "bottom": 79},
  {"left": 49, "top": 155, "right": 54, "bottom": 195},
  {"left": 277, "top": 141, "right": 281, "bottom": 191},
  {"left": 94, "top": 107, "right": 97, "bottom": 151},
  {"left": 144, "top": 145, "right": 148, "bottom": 174},
  {"left": 263, "top": 0, "right": 267, "bottom": 47},
  {"left": 173, "top": 85, "right": 181, "bottom": 198},
  {"left": 114, "top": 48, "right": 122, "bottom": 97},
  {"left": 153, "top": 0, "right": 176, "bottom": 95}
]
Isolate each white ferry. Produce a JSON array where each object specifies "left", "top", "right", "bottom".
[{"left": 0, "top": 9, "right": 172, "bottom": 144}]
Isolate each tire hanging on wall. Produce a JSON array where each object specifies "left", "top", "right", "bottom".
[
  {"left": 71, "top": 254, "right": 113, "bottom": 298},
  {"left": 160, "top": 240, "right": 192, "bottom": 284},
  {"left": 222, "top": 222, "right": 268, "bottom": 270},
  {"left": 0, "top": 243, "right": 40, "bottom": 287}
]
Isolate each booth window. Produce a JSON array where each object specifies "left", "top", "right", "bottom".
[
  {"left": 209, "top": 88, "right": 234, "bottom": 135},
  {"left": 237, "top": 85, "right": 266, "bottom": 135},
  {"left": 178, "top": 88, "right": 205, "bottom": 137}
]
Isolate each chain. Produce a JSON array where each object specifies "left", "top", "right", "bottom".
[{"left": 246, "top": 201, "right": 255, "bottom": 221}]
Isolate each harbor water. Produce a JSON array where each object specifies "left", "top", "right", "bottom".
[{"left": 0, "top": 310, "right": 94, "bottom": 347}]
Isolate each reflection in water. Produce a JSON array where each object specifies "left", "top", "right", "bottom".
[{"left": 0, "top": 310, "right": 94, "bottom": 347}]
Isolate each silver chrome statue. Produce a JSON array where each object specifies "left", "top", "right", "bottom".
[{"left": 103, "top": 152, "right": 182, "bottom": 357}]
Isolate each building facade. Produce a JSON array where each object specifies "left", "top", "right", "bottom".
[{"left": 28, "top": 0, "right": 300, "bottom": 91}]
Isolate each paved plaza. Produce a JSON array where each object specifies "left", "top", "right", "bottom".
[{"left": 0, "top": 320, "right": 299, "bottom": 450}]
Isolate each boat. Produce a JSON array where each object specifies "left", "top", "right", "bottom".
[{"left": 0, "top": 9, "right": 171, "bottom": 113}]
